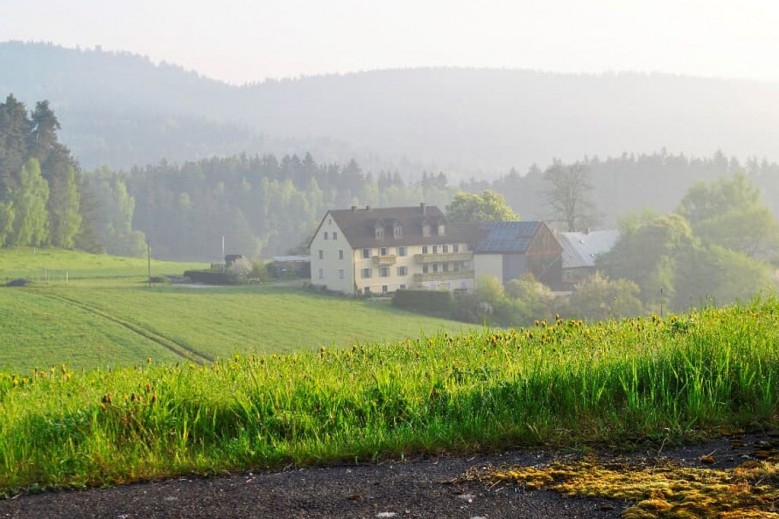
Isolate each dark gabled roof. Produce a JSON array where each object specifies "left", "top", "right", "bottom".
[
  {"left": 329, "top": 205, "right": 469, "bottom": 248},
  {"left": 469, "top": 221, "right": 544, "bottom": 253},
  {"left": 558, "top": 230, "right": 620, "bottom": 269}
]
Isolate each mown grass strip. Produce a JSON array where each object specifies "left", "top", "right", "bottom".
[{"left": 0, "top": 299, "right": 777, "bottom": 494}]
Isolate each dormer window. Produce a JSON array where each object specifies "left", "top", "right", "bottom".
[
  {"left": 393, "top": 223, "right": 402, "bottom": 239},
  {"left": 437, "top": 222, "right": 445, "bottom": 235},
  {"left": 375, "top": 225, "right": 384, "bottom": 239},
  {"left": 422, "top": 223, "right": 431, "bottom": 237}
]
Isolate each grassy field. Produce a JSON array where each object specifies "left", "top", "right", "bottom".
[
  {"left": 0, "top": 298, "right": 777, "bottom": 494},
  {"left": 0, "top": 248, "right": 475, "bottom": 371}
]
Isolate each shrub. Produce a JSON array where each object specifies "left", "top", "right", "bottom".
[{"left": 392, "top": 289, "right": 453, "bottom": 314}]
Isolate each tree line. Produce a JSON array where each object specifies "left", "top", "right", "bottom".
[{"left": 0, "top": 94, "right": 83, "bottom": 249}]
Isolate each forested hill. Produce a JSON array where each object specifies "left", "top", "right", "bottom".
[{"left": 3, "top": 41, "right": 779, "bottom": 174}]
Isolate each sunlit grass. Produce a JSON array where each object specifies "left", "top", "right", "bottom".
[{"left": 0, "top": 299, "right": 777, "bottom": 494}]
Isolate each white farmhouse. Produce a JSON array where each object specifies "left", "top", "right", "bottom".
[{"left": 309, "top": 204, "right": 475, "bottom": 296}]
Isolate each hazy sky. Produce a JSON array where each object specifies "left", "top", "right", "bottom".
[{"left": 2, "top": 0, "right": 778, "bottom": 85}]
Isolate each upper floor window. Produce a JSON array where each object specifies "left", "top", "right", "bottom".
[
  {"left": 375, "top": 226, "right": 384, "bottom": 239},
  {"left": 324, "top": 232, "right": 329, "bottom": 240},
  {"left": 437, "top": 223, "right": 445, "bottom": 235},
  {"left": 453, "top": 243, "right": 460, "bottom": 253},
  {"left": 333, "top": 231, "right": 338, "bottom": 240},
  {"left": 380, "top": 247, "right": 389, "bottom": 256},
  {"left": 423, "top": 224, "right": 431, "bottom": 237},
  {"left": 443, "top": 244, "right": 449, "bottom": 253},
  {"left": 422, "top": 245, "right": 428, "bottom": 254},
  {"left": 339, "top": 250, "right": 344, "bottom": 260},
  {"left": 361, "top": 268, "right": 372, "bottom": 278},
  {"left": 393, "top": 224, "right": 402, "bottom": 238},
  {"left": 362, "top": 248, "right": 371, "bottom": 259},
  {"left": 318, "top": 250, "right": 324, "bottom": 260},
  {"left": 379, "top": 267, "right": 390, "bottom": 277},
  {"left": 397, "top": 266, "right": 408, "bottom": 276},
  {"left": 398, "top": 246, "right": 407, "bottom": 257},
  {"left": 432, "top": 245, "right": 438, "bottom": 254},
  {"left": 338, "top": 269, "right": 345, "bottom": 279}
]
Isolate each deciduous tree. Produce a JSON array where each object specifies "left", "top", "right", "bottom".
[{"left": 445, "top": 190, "right": 518, "bottom": 222}]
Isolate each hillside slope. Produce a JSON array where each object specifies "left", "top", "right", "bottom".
[{"left": 3, "top": 42, "right": 778, "bottom": 173}]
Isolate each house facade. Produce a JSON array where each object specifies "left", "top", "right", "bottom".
[{"left": 309, "top": 204, "right": 476, "bottom": 296}]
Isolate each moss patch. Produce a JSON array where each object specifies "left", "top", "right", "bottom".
[{"left": 466, "top": 459, "right": 779, "bottom": 518}]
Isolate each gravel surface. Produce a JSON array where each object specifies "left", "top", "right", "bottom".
[{"left": 0, "top": 432, "right": 774, "bottom": 518}]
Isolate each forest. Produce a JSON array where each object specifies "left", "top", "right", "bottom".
[{"left": 2, "top": 93, "right": 779, "bottom": 326}]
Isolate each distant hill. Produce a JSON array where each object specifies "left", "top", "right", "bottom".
[{"left": 3, "top": 41, "right": 779, "bottom": 174}]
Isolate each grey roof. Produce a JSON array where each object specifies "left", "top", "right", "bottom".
[
  {"left": 558, "top": 230, "right": 620, "bottom": 269},
  {"left": 328, "top": 205, "right": 471, "bottom": 248},
  {"left": 470, "top": 221, "right": 543, "bottom": 253}
]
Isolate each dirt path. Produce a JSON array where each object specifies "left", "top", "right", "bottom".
[{"left": 0, "top": 432, "right": 772, "bottom": 518}]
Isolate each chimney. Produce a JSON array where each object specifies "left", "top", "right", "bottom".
[
  {"left": 351, "top": 205, "right": 357, "bottom": 211},
  {"left": 420, "top": 202, "right": 426, "bottom": 215}
]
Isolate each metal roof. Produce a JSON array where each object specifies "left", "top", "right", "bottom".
[{"left": 558, "top": 230, "right": 620, "bottom": 269}]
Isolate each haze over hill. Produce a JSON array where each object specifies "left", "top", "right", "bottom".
[{"left": 2, "top": 42, "right": 778, "bottom": 175}]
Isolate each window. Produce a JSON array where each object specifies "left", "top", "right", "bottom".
[
  {"left": 361, "top": 268, "right": 372, "bottom": 278},
  {"left": 318, "top": 268, "right": 324, "bottom": 280},
  {"left": 338, "top": 269, "right": 345, "bottom": 279},
  {"left": 454, "top": 263, "right": 460, "bottom": 272},
  {"left": 375, "top": 226, "right": 384, "bottom": 239},
  {"left": 382, "top": 285, "right": 388, "bottom": 294},
  {"left": 379, "top": 267, "right": 390, "bottom": 277},
  {"left": 438, "top": 223, "right": 445, "bottom": 235},
  {"left": 432, "top": 245, "right": 438, "bottom": 254},
  {"left": 394, "top": 224, "right": 402, "bottom": 238},
  {"left": 422, "top": 245, "right": 428, "bottom": 254},
  {"left": 443, "top": 263, "right": 449, "bottom": 272},
  {"left": 324, "top": 232, "right": 329, "bottom": 240},
  {"left": 333, "top": 231, "right": 338, "bottom": 240},
  {"left": 423, "top": 224, "right": 431, "bottom": 237},
  {"left": 399, "top": 284, "right": 406, "bottom": 290},
  {"left": 423, "top": 265, "right": 429, "bottom": 274},
  {"left": 453, "top": 244, "right": 460, "bottom": 253},
  {"left": 380, "top": 247, "right": 388, "bottom": 256},
  {"left": 318, "top": 250, "right": 324, "bottom": 260},
  {"left": 397, "top": 266, "right": 408, "bottom": 276},
  {"left": 398, "top": 246, "right": 406, "bottom": 257},
  {"left": 433, "top": 263, "right": 439, "bottom": 273},
  {"left": 339, "top": 250, "right": 344, "bottom": 260},
  {"left": 363, "top": 248, "right": 371, "bottom": 259},
  {"left": 443, "top": 245, "right": 449, "bottom": 253}
]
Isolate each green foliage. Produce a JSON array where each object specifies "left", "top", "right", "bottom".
[
  {"left": 445, "top": 190, "right": 518, "bottom": 222},
  {"left": 9, "top": 159, "right": 49, "bottom": 246},
  {"left": 566, "top": 272, "right": 643, "bottom": 321},
  {"left": 392, "top": 289, "right": 453, "bottom": 314},
  {"left": 0, "top": 299, "right": 777, "bottom": 493},
  {"left": 601, "top": 213, "right": 696, "bottom": 310},
  {"left": 678, "top": 172, "right": 779, "bottom": 259},
  {"left": 0, "top": 95, "right": 87, "bottom": 250},
  {"left": 673, "top": 244, "right": 774, "bottom": 311}
]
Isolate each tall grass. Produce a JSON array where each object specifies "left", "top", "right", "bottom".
[{"left": 0, "top": 299, "right": 777, "bottom": 493}]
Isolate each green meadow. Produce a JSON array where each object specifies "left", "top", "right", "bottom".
[
  {"left": 0, "top": 299, "right": 777, "bottom": 494},
  {"left": 0, "top": 248, "right": 777, "bottom": 503},
  {"left": 0, "top": 248, "right": 473, "bottom": 371}
]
